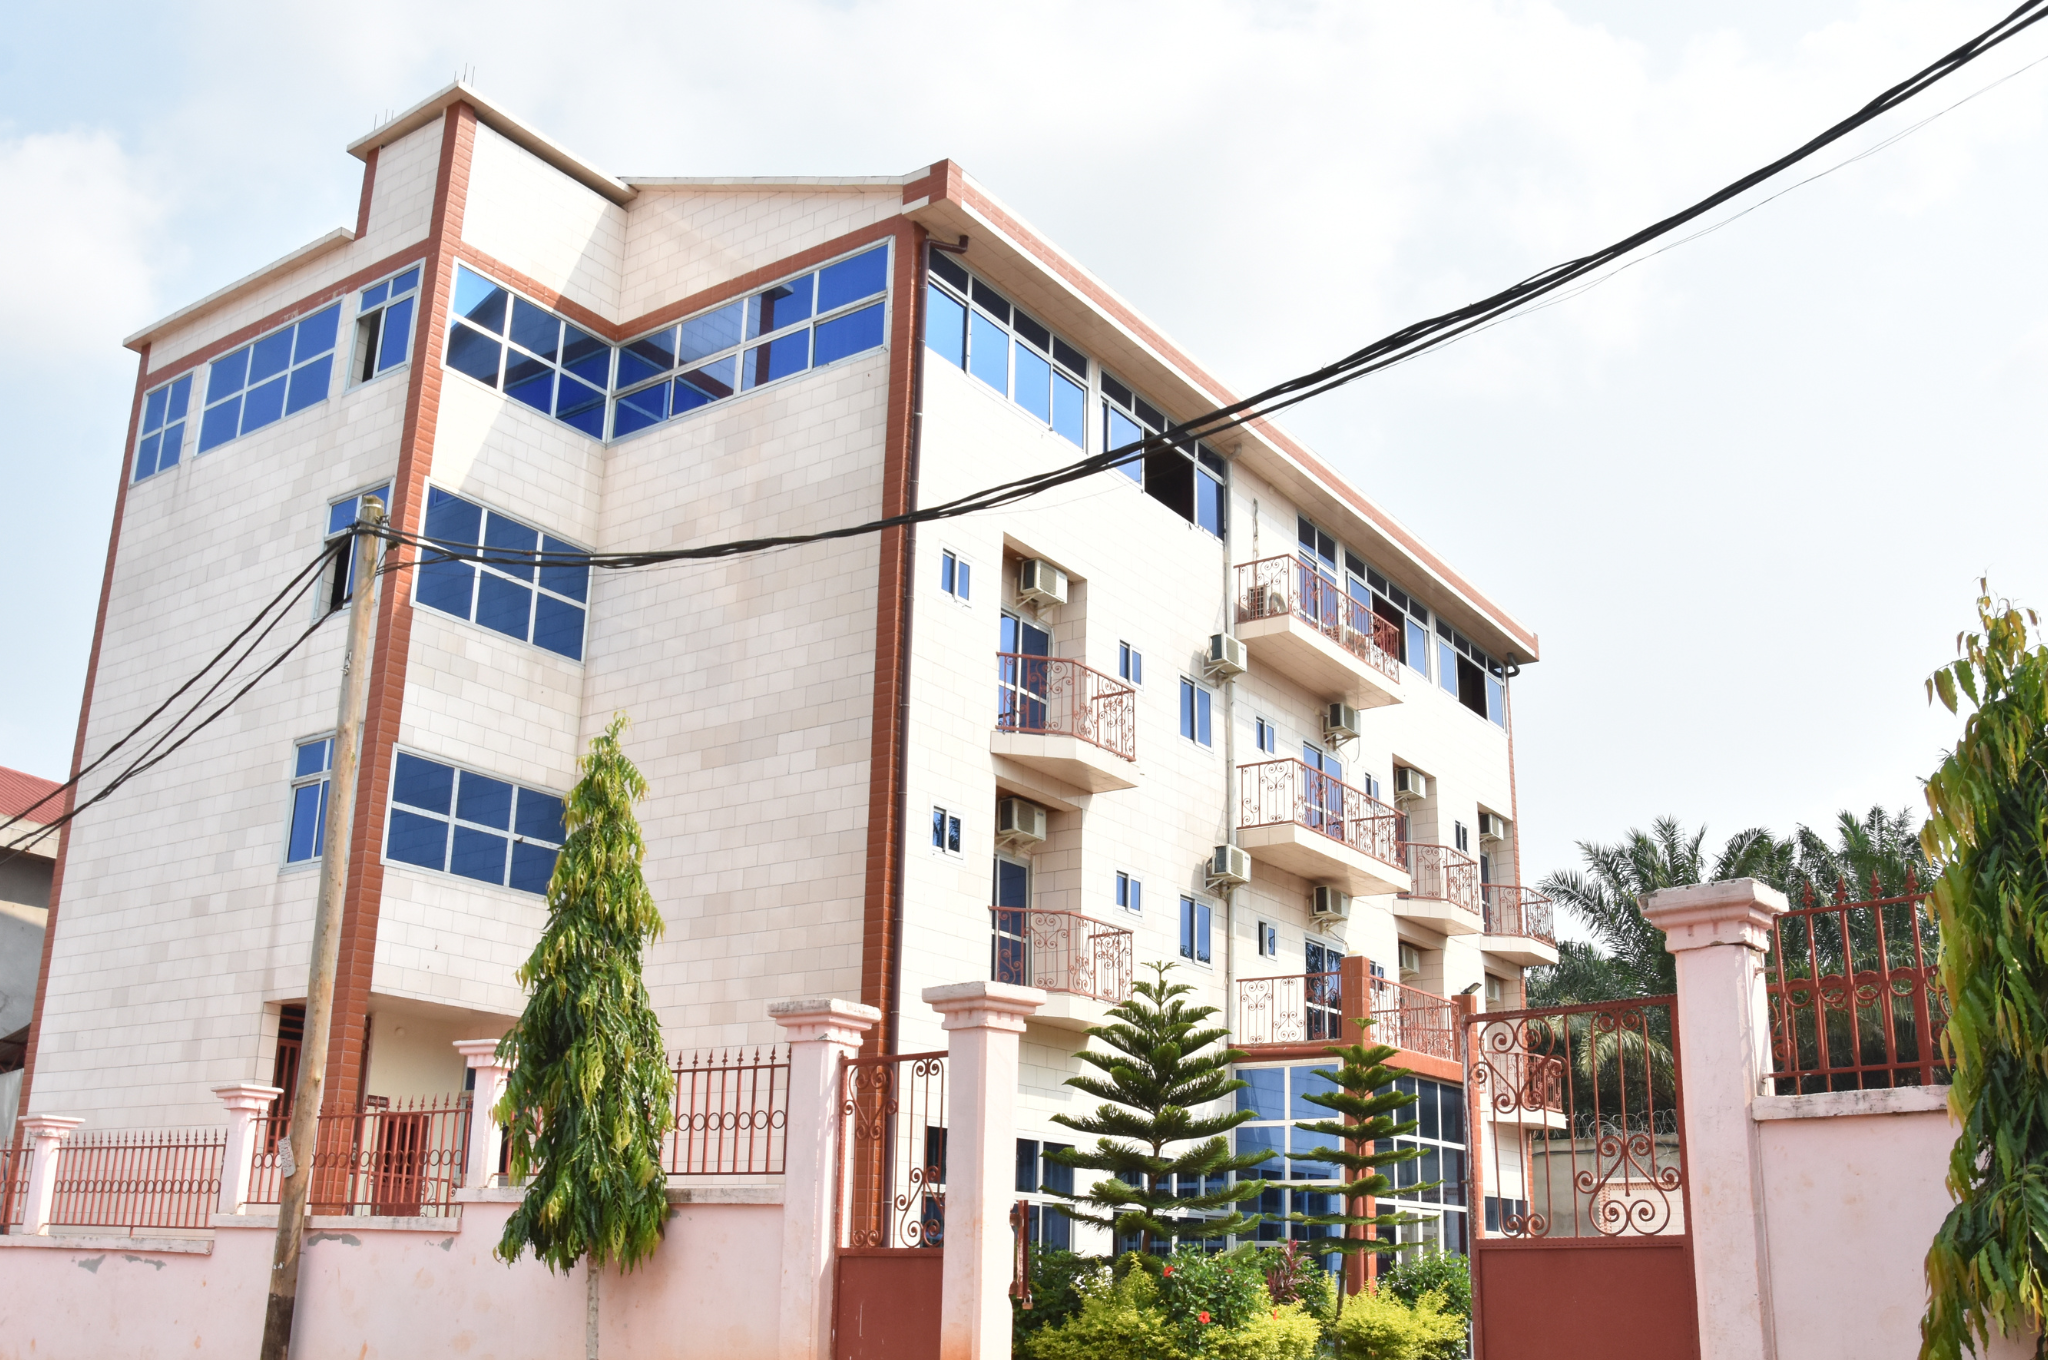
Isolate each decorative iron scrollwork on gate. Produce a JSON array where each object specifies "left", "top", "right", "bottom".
[{"left": 840, "top": 1051, "right": 947, "bottom": 1250}]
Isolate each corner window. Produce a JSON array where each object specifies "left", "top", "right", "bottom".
[
  {"left": 939, "top": 548, "right": 972, "bottom": 603},
  {"left": 1436, "top": 620, "right": 1508, "bottom": 727},
  {"left": 613, "top": 245, "right": 890, "bottom": 439},
  {"left": 1118, "top": 642, "right": 1142, "bottom": 686},
  {"left": 415, "top": 488, "right": 591, "bottom": 661},
  {"left": 446, "top": 265, "right": 613, "bottom": 438},
  {"left": 1179, "top": 897, "right": 1212, "bottom": 964},
  {"left": 1102, "top": 372, "right": 1226, "bottom": 537},
  {"left": 354, "top": 265, "right": 421, "bottom": 382},
  {"left": 1115, "top": 870, "right": 1142, "bottom": 914},
  {"left": 384, "top": 751, "right": 565, "bottom": 894},
  {"left": 133, "top": 374, "right": 193, "bottom": 481},
  {"left": 1179, "top": 678, "right": 1213, "bottom": 747},
  {"left": 932, "top": 805, "right": 962, "bottom": 854},
  {"left": 323, "top": 484, "right": 391, "bottom": 612},
  {"left": 199, "top": 305, "right": 342, "bottom": 454},
  {"left": 925, "top": 250, "right": 1087, "bottom": 448},
  {"left": 285, "top": 737, "right": 333, "bottom": 864}
]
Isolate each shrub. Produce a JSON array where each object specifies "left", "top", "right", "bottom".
[
  {"left": 1202, "top": 1302, "right": 1322, "bottom": 1360},
  {"left": 1259, "top": 1241, "right": 1337, "bottom": 1321},
  {"left": 1331, "top": 1286, "right": 1467, "bottom": 1360},
  {"left": 1379, "top": 1252, "right": 1471, "bottom": 1320},
  {"left": 1159, "top": 1248, "right": 1270, "bottom": 1335},
  {"left": 1012, "top": 1249, "right": 1108, "bottom": 1347},
  {"left": 1023, "top": 1266, "right": 1189, "bottom": 1360}
]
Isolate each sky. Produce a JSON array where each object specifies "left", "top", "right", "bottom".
[{"left": 2, "top": 0, "right": 2044, "bottom": 897}]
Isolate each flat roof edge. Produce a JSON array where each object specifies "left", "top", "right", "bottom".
[
  {"left": 124, "top": 228, "right": 355, "bottom": 352},
  {"left": 624, "top": 175, "right": 916, "bottom": 190},
  {"left": 348, "top": 82, "right": 635, "bottom": 205}
]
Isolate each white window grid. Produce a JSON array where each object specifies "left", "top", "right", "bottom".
[
  {"left": 383, "top": 750, "right": 566, "bottom": 894},
  {"left": 133, "top": 373, "right": 194, "bottom": 482},
  {"left": 198, "top": 304, "right": 343, "bottom": 455},
  {"left": 322, "top": 483, "right": 391, "bottom": 612},
  {"left": 283, "top": 736, "right": 333, "bottom": 866},
  {"left": 444, "top": 265, "right": 614, "bottom": 438},
  {"left": 414, "top": 486, "right": 591, "bottom": 662},
  {"left": 931, "top": 805, "right": 963, "bottom": 855},
  {"left": 925, "top": 249, "right": 1088, "bottom": 448},
  {"left": 353, "top": 263, "right": 423, "bottom": 384},
  {"left": 1115, "top": 870, "right": 1142, "bottom": 914},
  {"left": 939, "top": 547, "right": 973, "bottom": 603}
]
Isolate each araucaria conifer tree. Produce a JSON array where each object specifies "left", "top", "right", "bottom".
[
  {"left": 1045, "top": 961, "right": 1273, "bottom": 1256},
  {"left": 495, "top": 716, "right": 673, "bottom": 1354},
  {"left": 1919, "top": 588, "right": 2048, "bottom": 1360},
  {"left": 1291, "top": 1017, "right": 1432, "bottom": 1318}
]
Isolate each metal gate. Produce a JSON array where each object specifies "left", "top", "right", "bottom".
[
  {"left": 832, "top": 1051, "right": 947, "bottom": 1360},
  {"left": 1465, "top": 996, "right": 1699, "bottom": 1360}
]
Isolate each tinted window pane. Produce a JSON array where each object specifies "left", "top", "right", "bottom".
[
  {"left": 294, "top": 305, "right": 341, "bottom": 361},
  {"left": 1108, "top": 409, "right": 1144, "bottom": 481},
  {"left": 446, "top": 326, "right": 504, "bottom": 387},
  {"left": 616, "top": 330, "right": 675, "bottom": 388},
  {"left": 611, "top": 386, "right": 667, "bottom": 437},
  {"left": 924, "top": 284, "right": 966, "bottom": 368},
  {"left": 198, "top": 396, "right": 242, "bottom": 452},
  {"left": 377, "top": 297, "right": 415, "bottom": 371},
  {"left": 741, "top": 332, "right": 809, "bottom": 389},
  {"left": 249, "top": 330, "right": 294, "bottom": 384},
  {"left": 813, "top": 301, "right": 885, "bottom": 367},
  {"left": 928, "top": 250, "right": 969, "bottom": 291},
  {"left": 970, "top": 279, "right": 1011, "bottom": 324},
  {"left": 968, "top": 311, "right": 1007, "bottom": 393},
  {"left": 1237, "top": 1124, "right": 1284, "bottom": 1168},
  {"left": 747, "top": 276, "right": 814, "bottom": 338},
  {"left": 456, "top": 772, "right": 514, "bottom": 828},
  {"left": 677, "top": 303, "right": 743, "bottom": 365},
  {"left": 1238, "top": 1067, "right": 1285, "bottom": 1119},
  {"left": 483, "top": 513, "right": 538, "bottom": 578},
  {"left": 287, "top": 782, "right": 325, "bottom": 863},
  {"left": 1101, "top": 372, "right": 1132, "bottom": 407},
  {"left": 1406, "top": 620, "right": 1429, "bottom": 674},
  {"left": 143, "top": 386, "right": 169, "bottom": 431},
  {"left": 285, "top": 354, "right": 332, "bottom": 415},
  {"left": 210, "top": 349, "right": 249, "bottom": 399},
  {"left": 562, "top": 328, "right": 611, "bottom": 387},
  {"left": 1013, "top": 343, "right": 1051, "bottom": 421},
  {"left": 1042, "top": 1145, "right": 1073, "bottom": 1196},
  {"left": 818, "top": 246, "right": 888, "bottom": 312},
  {"left": 675, "top": 356, "right": 736, "bottom": 409},
  {"left": 425, "top": 488, "right": 482, "bottom": 548},
  {"left": 1053, "top": 337, "right": 1087, "bottom": 377},
  {"left": 555, "top": 375, "right": 607, "bottom": 436},
  {"left": 1052, "top": 374, "right": 1085, "bottom": 447},
  {"left": 240, "top": 376, "right": 287, "bottom": 434},
  {"left": 1196, "top": 472, "right": 1223, "bottom": 537},
  {"left": 509, "top": 298, "right": 558, "bottom": 360},
  {"left": 533, "top": 595, "right": 586, "bottom": 660},
  {"left": 454, "top": 267, "right": 509, "bottom": 333},
  {"left": 505, "top": 349, "right": 554, "bottom": 406},
  {"left": 540, "top": 536, "right": 589, "bottom": 604},
  {"left": 516, "top": 789, "right": 567, "bottom": 843},
  {"left": 360, "top": 281, "right": 390, "bottom": 311},
  {"left": 415, "top": 556, "right": 476, "bottom": 618},
  {"left": 1291, "top": 1065, "right": 1339, "bottom": 1121},
  {"left": 166, "top": 375, "right": 192, "bottom": 421},
  {"left": 392, "top": 753, "right": 455, "bottom": 812},
  {"left": 386, "top": 809, "right": 448, "bottom": 870},
  {"left": 134, "top": 432, "right": 161, "bottom": 480},
  {"left": 1012, "top": 311, "right": 1051, "bottom": 352},
  {"left": 451, "top": 826, "right": 509, "bottom": 883},
  {"left": 509, "top": 842, "right": 558, "bottom": 894},
  {"left": 295, "top": 740, "right": 331, "bottom": 778},
  {"left": 475, "top": 572, "right": 533, "bottom": 640},
  {"left": 391, "top": 267, "right": 420, "bottom": 295},
  {"left": 158, "top": 423, "right": 183, "bottom": 469}
]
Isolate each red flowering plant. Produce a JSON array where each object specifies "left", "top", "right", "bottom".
[{"left": 1156, "top": 1248, "right": 1267, "bottom": 1350}]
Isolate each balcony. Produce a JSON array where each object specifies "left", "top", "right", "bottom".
[
  {"left": 1233, "top": 556, "right": 1404, "bottom": 709},
  {"left": 991, "top": 907, "right": 1134, "bottom": 1030},
  {"left": 1237, "top": 759, "right": 1409, "bottom": 896},
  {"left": 1395, "top": 842, "right": 1485, "bottom": 936},
  {"left": 1479, "top": 885, "right": 1561, "bottom": 967},
  {"left": 990, "top": 653, "right": 1139, "bottom": 794},
  {"left": 1470, "top": 1046, "right": 1569, "bottom": 1129},
  {"left": 1235, "top": 969, "right": 1460, "bottom": 1067}
]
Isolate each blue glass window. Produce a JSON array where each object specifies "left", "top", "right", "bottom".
[
  {"left": 324, "top": 483, "right": 392, "bottom": 607},
  {"left": 610, "top": 248, "right": 888, "bottom": 436},
  {"left": 929, "top": 256, "right": 1089, "bottom": 443},
  {"left": 354, "top": 265, "right": 422, "bottom": 381},
  {"left": 284, "top": 737, "right": 333, "bottom": 864},
  {"left": 968, "top": 310, "right": 1008, "bottom": 393},
  {"left": 1180, "top": 678, "right": 1212, "bottom": 747},
  {"left": 415, "top": 488, "right": 589, "bottom": 661},
  {"left": 925, "top": 283, "right": 966, "bottom": 369},
  {"left": 446, "top": 265, "right": 615, "bottom": 440},
  {"left": 197, "top": 306, "right": 341, "bottom": 453},
  {"left": 1179, "top": 897, "right": 1212, "bottom": 964},
  {"left": 133, "top": 374, "right": 193, "bottom": 481},
  {"left": 1102, "top": 373, "right": 1226, "bottom": 538},
  {"left": 385, "top": 751, "right": 565, "bottom": 894}
]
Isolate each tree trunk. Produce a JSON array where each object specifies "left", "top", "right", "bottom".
[{"left": 586, "top": 1258, "right": 600, "bottom": 1360}]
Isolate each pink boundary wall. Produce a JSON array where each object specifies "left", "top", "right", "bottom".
[{"left": 0, "top": 1198, "right": 782, "bottom": 1360}]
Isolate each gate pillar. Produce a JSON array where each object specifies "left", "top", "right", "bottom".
[
  {"left": 924, "top": 981, "right": 1044, "bottom": 1360},
  {"left": 1643, "top": 878, "right": 1788, "bottom": 1360},
  {"left": 773, "top": 997, "right": 883, "bottom": 1360}
]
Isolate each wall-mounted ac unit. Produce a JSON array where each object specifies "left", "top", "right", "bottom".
[
  {"left": 1478, "top": 811, "right": 1509, "bottom": 843},
  {"left": 1323, "top": 703, "right": 1361, "bottom": 742},
  {"left": 1207, "top": 844, "right": 1252, "bottom": 888},
  {"left": 1392, "top": 766, "right": 1429, "bottom": 802},
  {"left": 1206, "top": 633, "right": 1248, "bottom": 679},
  {"left": 1398, "top": 941, "right": 1423, "bottom": 979},
  {"left": 1311, "top": 885, "right": 1351, "bottom": 922},
  {"left": 1017, "top": 559, "right": 1068, "bottom": 607},
  {"left": 996, "top": 798, "right": 1047, "bottom": 846}
]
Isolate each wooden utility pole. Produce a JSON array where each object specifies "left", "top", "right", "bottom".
[{"left": 259, "top": 497, "right": 385, "bottom": 1360}]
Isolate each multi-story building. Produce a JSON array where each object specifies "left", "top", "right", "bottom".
[{"left": 22, "top": 84, "right": 1550, "bottom": 1258}]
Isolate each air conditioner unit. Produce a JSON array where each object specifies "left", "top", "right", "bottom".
[
  {"left": 996, "top": 798, "right": 1047, "bottom": 846},
  {"left": 1311, "top": 885, "right": 1351, "bottom": 922},
  {"left": 1478, "top": 811, "right": 1509, "bottom": 843},
  {"left": 1206, "top": 633, "right": 1248, "bottom": 679},
  {"left": 1392, "top": 766, "right": 1429, "bottom": 802},
  {"left": 1398, "top": 941, "right": 1423, "bottom": 979},
  {"left": 1207, "top": 844, "right": 1252, "bottom": 888},
  {"left": 1323, "top": 703, "right": 1361, "bottom": 742},
  {"left": 1017, "top": 559, "right": 1068, "bottom": 607}
]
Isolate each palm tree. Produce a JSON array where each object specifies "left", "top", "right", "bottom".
[{"left": 1777, "top": 806, "right": 1927, "bottom": 901}]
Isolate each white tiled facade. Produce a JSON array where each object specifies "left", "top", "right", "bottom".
[{"left": 28, "top": 84, "right": 1546, "bottom": 1250}]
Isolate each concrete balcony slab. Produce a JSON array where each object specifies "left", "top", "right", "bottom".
[
  {"left": 1239, "top": 821, "right": 1409, "bottom": 897},
  {"left": 989, "top": 731, "right": 1139, "bottom": 794}
]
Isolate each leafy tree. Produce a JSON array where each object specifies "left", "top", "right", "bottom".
[
  {"left": 1778, "top": 806, "right": 1927, "bottom": 901},
  {"left": 494, "top": 716, "right": 673, "bottom": 1357},
  {"left": 1047, "top": 962, "right": 1273, "bottom": 1256},
  {"left": 1918, "top": 588, "right": 2048, "bottom": 1360},
  {"left": 1288, "top": 1018, "right": 1429, "bottom": 1322}
]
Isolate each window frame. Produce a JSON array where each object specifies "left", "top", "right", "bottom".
[
  {"left": 321, "top": 482, "right": 393, "bottom": 615},
  {"left": 132, "top": 373, "right": 194, "bottom": 483},
  {"left": 1115, "top": 870, "right": 1143, "bottom": 915},
  {"left": 1179, "top": 677, "right": 1215, "bottom": 749},
  {"left": 938, "top": 546, "right": 973, "bottom": 605},
  {"left": 925, "top": 248, "right": 1089, "bottom": 448},
  {"left": 412, "top": 485, "right": 593, "bottom": 662},
  {"left": 381, "top": 748, "right": 566, "bottom": 895},
  {"left": 1102, "top": 369, "right": 1227, "bottom": 537},
  {"left": 442, "top": 263, "right": 616, "bottom": 439},
  {"left": 1179, "top": 895, "right": 1214, "bottom": 966},
  {"left": 351, "top": 262, "right": 424, "bottom": 387},
  {"left": 197, "top": 304, "right": 344, "bottom": 456},
  {"left": 1253, "top": 715, "right": 1278, "bottom": 755},
  {"left": 1118, "top": 641, "right": 1143, "bottom": 688},
  {"left": 931, "top": 804, "right": 964, "bottom": 857},
  {"left": 282, "top": 735, "right": 335, "bottom": 869}
]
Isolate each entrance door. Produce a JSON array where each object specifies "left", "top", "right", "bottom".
[
  {"left": 992, "top": 858, "right": 1029, "bottom": 987},
  {"left": 998, "top": 615, "right": 1051, "bottom": 732},
  {"left": 1302, "top": 743, "right": 1343, "bottom": 839}
]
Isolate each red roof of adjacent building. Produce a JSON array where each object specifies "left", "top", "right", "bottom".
[{"left": 0, "top": 766, "right": 68, "bottom": 825}]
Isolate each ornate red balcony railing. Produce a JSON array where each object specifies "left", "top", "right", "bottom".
[
  {"left": 1766, "top": 874, "right": 1948, "bottom": 1093},
  {"left": 1235, "top": 969, "right": 1458, "bottom": 1064},
  {"left": 1399, "top": 842, "right": 1482, "bottom": 915},
  {"left": 1480, "top": 884, "right": 1557, "bottom": 944},
  {"left": 249, "top": 1095, "right": 471, "bottom": 1217},
  {"left": 1237, "top": 758, "right": 1402, "bottom": 869},
  {"left": 1233, "top": 555, "right": 1402, "bottom": 681},
  {"left": 839, "top": 1050, "right": 947, "bottom": 1250},
  {"left": 994, "top": 653, "right": 1137, "bottom": 761},
  {"left": 990, "top": 908, "right": 1134, "bottom": 1004},
  {"left": 666, "top": 1046, "right": 789, "bottom": 1176},
  {"left": 1368, "top": 974, "right": 1462, "bottom": 1064}
]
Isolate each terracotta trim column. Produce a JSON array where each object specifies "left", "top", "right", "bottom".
[
  {"left": 213, "top": 1082, "right": 283, "bottom": 1215},
  {"left": 17, "top": 1114, "right": 83, "bottom": 1233},
  {"left": 454, "top": 1040, "right": 510, "bottom": 1190},
  {"left": 924, "top": 981, "right": 1044, "bottom": 1360},
  {"left": 1642, "top": 878, "right": 1789, "bottom": 1360},
  {"left": 772, "top": 997, "right": 882, "bottom": 1360}
]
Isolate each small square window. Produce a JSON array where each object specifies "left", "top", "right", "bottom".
[
  {"left": 1118, "top": 642, "right": 1142, "bottom": 686},
  {"left": 932, "top": 805, "right": 962, "bottom": 854},
  {"left": 1115, "top": 871, "right": 1142, "bottom": 914},
  {"left": 940, "top": 549, "right": 971, "bottom": 603},
  {"left": 1455, "top": 821, "right": 1470, "bottom": 853},
  {"left": 1254, "top": 716, "right": 1277, "bottom": 754},
  {"left": 1258, "top": 921, "right": 1279, "bottom": 958},
  {"left": 1179, "top": 897, "right": 1212, "bottom": 964},
  {"left": 1180, "top": 679, "right": 1213, "bottom": 748}
]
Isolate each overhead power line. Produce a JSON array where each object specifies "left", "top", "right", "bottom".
[{"left": 17, "top": 0, "right": 2048, "bottom": 853}]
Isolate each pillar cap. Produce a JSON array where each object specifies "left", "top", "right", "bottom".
[
  {"left": 1642, "top": 878, "right": 1789, "bottom": 952},
  {"left": 454, "top": 1038, "right": 509, "bottom": 1066},
  {"left": 17, "top": 1115, "right": 84, "bottom": 1137},
  {"left": 921, "top": 980, "right": 1045, "bottom": 1032},
  {"left": 770, "top": 997, "right": 882, "bottom": 1046},
  {"left": 211, "top": 1082, "right": 284, "bottom": 1112}
]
